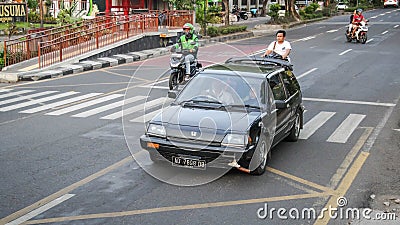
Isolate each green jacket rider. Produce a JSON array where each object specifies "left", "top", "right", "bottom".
[{"left": 173, "top": 23, "right": 199, "bottom": 76}]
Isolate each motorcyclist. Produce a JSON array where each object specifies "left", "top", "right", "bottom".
[
  {"left": 263, "top": 30, "right": 291, "bottom": 60},
  {"left": 171, "top": 23, "right": 199, "bottom": 80},
  {"left": 351, "top": 8, "right": 367, "bottom": 39}
]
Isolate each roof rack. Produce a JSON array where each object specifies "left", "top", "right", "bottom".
[{"left": 225, "top": 56, "right": 293, "bottom": 71}]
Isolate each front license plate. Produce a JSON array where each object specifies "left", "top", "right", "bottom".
[{"left": 171, "top": 156, "right": 206, "bottom": 169}]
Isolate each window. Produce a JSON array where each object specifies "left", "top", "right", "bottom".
[
  {"left": 269, "top": 74, "right": 287, "bottom": 101},
  {"left": 281, "top": 71, "right": 300, "bottom": 96}
]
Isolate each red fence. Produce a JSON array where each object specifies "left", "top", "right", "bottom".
[{"left": 3, "top": 10, "right": 194, "bottom": 69}]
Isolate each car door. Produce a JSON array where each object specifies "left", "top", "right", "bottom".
[
  {"left": 281, "top": 70, "right": 302, "bottom": 133},
  {"left": 268, "top": 73, "right": 291, "bottom": 143}
]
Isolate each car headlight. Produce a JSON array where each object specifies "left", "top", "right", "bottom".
[
  {"left": 147, "top": 124, "right": 166, "bottom": 137},
  {"left": 222, "top": 134, "right": 248, "bottom": 147}
]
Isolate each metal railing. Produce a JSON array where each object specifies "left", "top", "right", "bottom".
[{"left": 3, "top": 10, "right": 194, "bottom": 69}]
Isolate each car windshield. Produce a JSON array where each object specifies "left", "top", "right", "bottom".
[{"left": 176, "top": 73, "right": 264, "bottom": 109}]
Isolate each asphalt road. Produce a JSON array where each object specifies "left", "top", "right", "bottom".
[{"left": 0, "top": 8, "right": 399, "bottom": 225}]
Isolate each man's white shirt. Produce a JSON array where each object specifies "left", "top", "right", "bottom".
[{"left": 267, "top": 41, "right": 292, "bottom": 56}]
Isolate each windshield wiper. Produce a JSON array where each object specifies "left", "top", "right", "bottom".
[
  {"left": 179, "top": 98, "right": 225, "bottom": 108},
  {"left": 226, "top": 104, "right": 261, "bottom": 110}
]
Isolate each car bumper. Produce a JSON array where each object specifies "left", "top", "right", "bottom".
[{"left": 140, "top": 135, "right": 253, "bottom": 169}]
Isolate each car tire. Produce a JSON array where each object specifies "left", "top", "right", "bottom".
[
  {"left": 286, "top": 109, "right": 301, "bottom": 142},
  {"left": 250, "top": 137, "right": 268, "bottom": 175}
]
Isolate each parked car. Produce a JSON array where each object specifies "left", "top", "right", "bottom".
[
  {"left": 384, "top": 0, "right": 399, "bottom": 7},
  {"left": 336, "top": 2, "right": 349, "bottom": 10},
  {"left": 140, "top": 57, "right": 304, "bottom": 175}
]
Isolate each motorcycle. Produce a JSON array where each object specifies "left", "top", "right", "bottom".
[
  {"left": 346, "top": 20, "right": 368, "bottom": 44},
  {"left": 169, "top": 48, "right": 202, "bottom": 90},
  {"left": 232, "top": 9, "right": 248, "bottom": 21}
]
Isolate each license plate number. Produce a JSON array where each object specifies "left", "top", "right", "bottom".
[{"left": 171, "top": 156, "right": 206, "bottom": 169}]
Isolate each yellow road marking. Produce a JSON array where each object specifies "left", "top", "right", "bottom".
[
  {"left": 99, "top": 69, "right": 134, "bottom": 78},
  {"left": 0, "top": 156, "right": 133, "bottom": 224},
  {"left": 314, "top": 151, "right": 370, "bottom": 225},
  {"left": 267, "top": 167, "right": 334, "bottom": 192},
  {"left": 328, "top": 127, "right": 373, "bottom": 189},
  {"left": 23, "top": 192, "right": 332, "bottom": 224}
]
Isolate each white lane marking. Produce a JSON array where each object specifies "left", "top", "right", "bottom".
[
  {"left": 327, "top": 114, "right": 366, "bottom": 143},
  {"left": 326, "top": 29, "right": 338, "bottom": 33},
  {"left": 19, "top": 93, "right": 101, "bottom": 114},
  {"left": 379, "top": 13, "right": 385, "bottom": 16},
  {"left": 130, "top": 108, "right": 163, "bottom": 123},
  {"left": 0, "top": 89, "right": 13, "bottom": 93},
  {"left": 5, "top": 194, "right": 75, "bottom": 225},
  {"left": 101, "top": 97, "right": 168, "bottom": 120},
  {"left": 139, "top": 85, "right": 170, "bottom": 90},
  {"left": 394, "top": 25, "right": 399, "bottom": 28},
  {"left": 140, "top": 78, "right": 169, "bottom": 88},
  {"left": 297, "top": 68, "right": 318, "bottom": 79},
  {"left": 381, "top": 30, "right": 388, "bottom": 35},
  {"left": 0, "top": 92, "right": 79, "bottom": 112},
  {"left": 0, "top": 90, "right": 35, "bottom": 99},
  {"left": 303, "top": 97, "right": 396, "bottom": 107},
  {"left": 371, "top": 16, "right": 377, "bottom": 19},
  {"left": 299, "top": 111, "right": 336, "bottom": 140},
  {"left": 71, "top": 96, "right": 146, "bottom": 118},
  {"left": 339, "top": 49, "right": 352, "bottom": 56},
  {"left": 0, "top": 91, "right": 58, "bottom": 106},
  {"left": 46, "top": 94, "right": 123, "bottom": 116},
  {"left": 394, "top": 129, "right": 400, "bottom": 132},
  {"left": 299, "top": 36, "right": 316, "bottom": 41},
  {"left": 366, "top": 38, "right": 374, "bottom": 43}
]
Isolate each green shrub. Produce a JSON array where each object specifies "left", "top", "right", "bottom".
[{"left": 207, "top": 26, "right": 218, "bottom": 37}]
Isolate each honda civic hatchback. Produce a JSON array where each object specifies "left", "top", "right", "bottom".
[{"left": 140, "top": 57, "right": 304, "bottom": 175}]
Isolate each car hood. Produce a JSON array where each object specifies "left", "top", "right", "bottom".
[{"left": 151, "top": 105, "right": 260, "bottom": 141}]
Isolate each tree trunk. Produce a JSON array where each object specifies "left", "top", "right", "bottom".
[
  {"left": 289, "top": 0, "right": 301, "bottom": 21},
  {"left": 261, "top": 0, "right": 268, "bottom": 17},
  {"left": 223, "top": 0, "right": 229, "bottom": 26}
]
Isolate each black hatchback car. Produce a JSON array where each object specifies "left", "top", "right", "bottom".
[{"left": 140, "top": 56, "right": 304, "bottom": 175}]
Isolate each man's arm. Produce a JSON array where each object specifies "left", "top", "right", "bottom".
[
  {"left": 281, "top": 49, "right": 291, "bottom": 59},
  {"left": 263, "top": 42, "right": 274, "bottom": 57}
]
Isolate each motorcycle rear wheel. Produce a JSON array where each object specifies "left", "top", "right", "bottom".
[
  {"left": 169, "top": 72, "right": 179, "bottom": 90},
  {"left": 346, "top": 34, "right": 352, "bottom": 42}
]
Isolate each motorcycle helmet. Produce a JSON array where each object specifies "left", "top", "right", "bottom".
[
  {"left": 182, "top": 23, "right": 194, "bottom": 38},
  {"left": 356, "top": 8, "right": 363, "bottom": 13}
]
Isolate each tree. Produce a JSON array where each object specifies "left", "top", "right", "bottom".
[
  {"left": 287, "top": 0, "right": 300, "bottom": 21},
  {"left": 27, "top": 0, "right": 38, "bottom": 10}
]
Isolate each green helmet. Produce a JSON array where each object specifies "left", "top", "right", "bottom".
[{"left": 182, "top": 23, "right": 194, "bottom": 34}]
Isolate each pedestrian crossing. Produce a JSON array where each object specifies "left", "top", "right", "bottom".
[{"left": 0, "top": 88, "right": 368, "bottom": 144}]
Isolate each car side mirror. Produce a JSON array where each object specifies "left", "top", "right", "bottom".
[
  {"left": 168, "top": 90, "right": 178, "bottom": 99},
  {"left": 275, "top": 100, "right": 288, "bottom": 109}
]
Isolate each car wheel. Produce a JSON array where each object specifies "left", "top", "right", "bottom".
[
  {"left": 169, "top": 72, "right": 179, "bottom": 90},
  {"left": 250, "top": 138, "right": 268, "bottom": 175},
  {"left": 286, "top": 110, "right": 301, "bottom": 142}
]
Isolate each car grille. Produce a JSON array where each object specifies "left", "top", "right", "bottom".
[{"left": 168, "top": 136, "right": 221, "bottom": 147}]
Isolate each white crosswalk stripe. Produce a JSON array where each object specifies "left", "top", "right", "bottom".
[
  {"left": 327, "top": 114, "right": 366, "bottom": 143},
  {"left": 299, "top": 111, "right": 336, "bottom": 140},
  {"left": 0, "top": 92, "right": 79, "bottom": 112},
  {"left": 71, "top": 96, "right": 146, "bottom": 118},
  {"left": 46, "top": 94, "right": 124, "bottom": 116},
  {"left": 0, "top": 91, "right": 58, "bottom": 106},
  {"left": 0, "top": 90, "right": 35, "bottom": 99},
  {"left": 19, "top": 93, "right": 103, "bottom": 114},
  {"left": 100, "top": 97, "right": 168, "bottom": 120},
  {"left": 130, "top": 108, "right": 163, "bottom": 123},
  {"left": 0, "top": 89, "right": 13, "bottom": 93}
]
